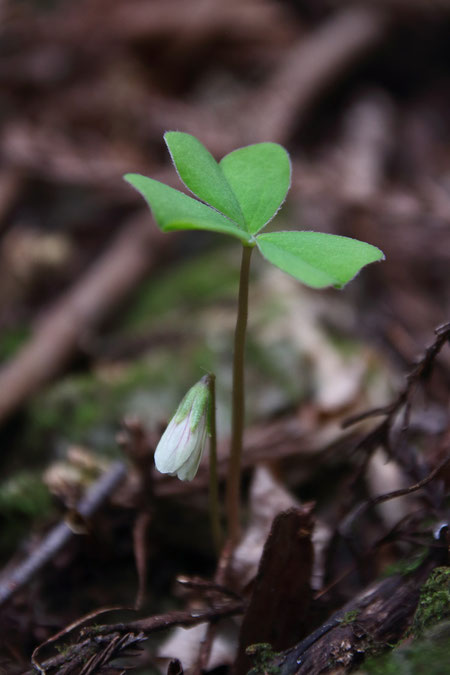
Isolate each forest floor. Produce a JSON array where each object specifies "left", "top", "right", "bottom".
[{"left": 0, "top": 1, "right": 449, "bottom": 673}]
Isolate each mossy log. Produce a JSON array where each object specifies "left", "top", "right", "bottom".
[{"left": 253, "top": 556, "right": 445, "bottom": 675}]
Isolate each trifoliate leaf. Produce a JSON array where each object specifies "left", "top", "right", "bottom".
[
  {"left": 256, "top": 231, "right": 384, "bottom": 289},
  {"left": 220, "top": 143, "right": 291, "bottom": 234},
  {"left": 164, "top": 131, "right": 245, "bottom": 226},
  {"left": 124, "top": 174, "right": 252, "bottom": 244}
]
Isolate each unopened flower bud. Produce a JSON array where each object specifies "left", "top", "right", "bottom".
[{"left": 154, "top": 377, "right": 210, "bottom": 481}]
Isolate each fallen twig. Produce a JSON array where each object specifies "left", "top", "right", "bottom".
[
  {"left": 343, "top": 321, "right": 450, "bottom": 429},
  {"left": 189, "top": 538, "right": 238, "bottom": 674},
  {"left": 0, "top": 461, "right": 126, "bottom": 606},
  {"left": 341, "top": 321, "right": 450, "bottom": 508},
  {"left": 29, "top": 601, "right": 243, "bottom": 674},
  {"left": 340, "top": 451, "right": 450, "bottom": 538}
]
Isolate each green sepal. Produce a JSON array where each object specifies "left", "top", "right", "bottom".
[{"left": 174, "top": 379, "right": 209, "bottom": 431}]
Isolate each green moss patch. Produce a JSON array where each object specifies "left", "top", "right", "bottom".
[{"left": 412, "top": 567, "right": 450, "bottom": 638}]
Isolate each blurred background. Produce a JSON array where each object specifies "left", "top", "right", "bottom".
[{"left": 0, "top": 0, "right": 450, "bottom": 671}]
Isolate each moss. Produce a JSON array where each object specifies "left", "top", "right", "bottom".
[
  {"left": 24, "top": 316, "right": 305, "bottom": 459},
  {"left": 339, "top": 609, "right": 359, "bottom": 626},
  {"left": 27, "top": 372, "right": 124, "bottom": 453},
  {"left": 0, "top": 471, "right": 52, "bottom": 518},
  {"left": 21, "top": 246, "right": 245, "bottom": 456},
  {"left": 246, "top": 643, "right": 281, "bottom": 675},
  {"left": 54, "top": 642, "right": 71, "bottom": 655},
  {"left": 411, "top": 567, "right": 450, "bottom": 638},
  {"left": 363, "top": 568, "right": 450, "bottom": 674},
  {"left": 364, "top": 625, "right": 450, "bottom": 674},
  {"left": 26, "top": 356, "right": 181, "bottom": 454}
]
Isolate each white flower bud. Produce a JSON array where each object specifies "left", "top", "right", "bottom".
[{"left": 154, "top": 377, "right": 210, "bottom": 481}]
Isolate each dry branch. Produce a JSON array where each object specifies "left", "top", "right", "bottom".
[
  {"left": 29, "top": 601, "right": 243, "bottom": 674},
  {"left": 0, "top": 461, "right": 126, "bottom": 607}
]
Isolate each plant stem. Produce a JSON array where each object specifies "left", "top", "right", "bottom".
[
  {"left": 206, "top": 373, "right": 222, "bottom": 554},
  {"left": 226, "top": 244, "right": 253, "bottom": 544}
]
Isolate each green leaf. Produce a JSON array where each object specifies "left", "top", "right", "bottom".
[
  {"left": 124, "top": 173, "right": 252, "bottom": 244},
  {"left": 164, "top": 131, "right": 245, "bottom": 226},
  {"left": 256, "top": 231, "right": 384, "bottom": 289},
  {"left": 220, "top": 143, "right": 291, "bottom": 234}
]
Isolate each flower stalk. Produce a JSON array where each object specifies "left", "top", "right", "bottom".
[{"left": 226, "top": 244, "right": 253, "bottom": 544}]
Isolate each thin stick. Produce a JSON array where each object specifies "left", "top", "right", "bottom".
[
  {"left": 206, "top": 373, "right": 223, "bottom": 553},
  {"left": 226, "top": 245, "right": 253, "bottom": 544},
  {"left": 340, "top": 451, "right": 450, "bottom": 537},
  {"left": 28, "top": 601, "right": 243, "bottom": 674},
  {"left": 0, "top": 461, "right": 126, "bottom": 607}
]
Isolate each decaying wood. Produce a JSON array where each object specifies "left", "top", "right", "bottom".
[
  {"left": 268, "top": 557, "right": 441, "bottom": 675},
  {"left": 234, "top": 507, "right": 314, "bottom": 675}
]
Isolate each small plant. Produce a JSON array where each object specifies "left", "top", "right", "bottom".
[{"left": 125, "top": 132, "right": 384, "bottom": 545}]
